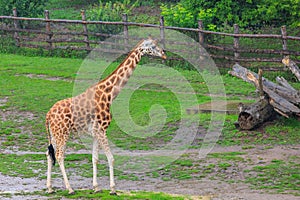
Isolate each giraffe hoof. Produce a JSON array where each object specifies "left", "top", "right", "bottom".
[
  {"left": 47, "top": 189, "right": 55, "bottom": 194},
  {"left": 110, "top": 191, "right": 117, "bottom": 196},
  {"left": 68, "top": 190, "right": 75, "bottom": 195},
  {"left": 94, "top": 189, "right": 103, "bottom": 193}
]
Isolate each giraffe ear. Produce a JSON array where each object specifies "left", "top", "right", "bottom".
[{"left": 153, "top": 39, "right": 158, "bottom": 45}]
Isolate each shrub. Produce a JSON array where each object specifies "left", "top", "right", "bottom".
[
  {"left": 161, "top": 2, "right": 195, "bottom": 28},
  {"left": 0, "top": 0, "right": 48, "bottom": 17},
  {"left": 161, "top": 0, "right": 300, "bottom": 31},
  {"left": 87, "top": 0, "right": 139, "bottom": 37}
]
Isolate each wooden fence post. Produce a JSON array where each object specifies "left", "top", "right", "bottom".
[
  {"left": 1, "top": 13, "right": 300, "bottom": 65},
  {"left": 81, "top": 10, "right": 90, "bottom": 50},
  {"left": 160, "top": 16, "right": 166, "bottom": 49},
  {"left": 233, "top": 24, "right": 240, "bottom": 62},
  {"left": 281, "top": 25, "right": 288, "bottom": 56},
  {"left": 122, "top": 13, "right": 129, "bottom": 52},
  {"left": 13, "top": 8, "right": 20, "bottom": 47},
  {"left": 44, "top": 10, "right": 52, "bottom": 49},
  {"left": 198, "top": 20, "right": 204, "bottom": 46},
  {"left": 198, "top": 20, "right": 205, "bottom": 61}
]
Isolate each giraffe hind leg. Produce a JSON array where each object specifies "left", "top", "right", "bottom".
[
  {"left": 96, "top": 132, "right": 116, "bottom": 195},
  {"left": 92, "top": 125, "right": 116, "bottom": 195},
  {"left": 46, "top": 150, "right": 54, "bottom": 193},
  {"left": 92, "top": 136, "right": 102, "bottom": 193},
  {"left": 56, "top": 144, "right": 75, "bottom": 194}
]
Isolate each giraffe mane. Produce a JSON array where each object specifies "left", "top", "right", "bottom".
[{"left": 100, "top": 39, "right": 146, "bottom": 83}]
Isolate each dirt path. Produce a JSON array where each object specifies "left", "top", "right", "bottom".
[{"left": 0, "top": 144, "right": 299, "bottom": 200}]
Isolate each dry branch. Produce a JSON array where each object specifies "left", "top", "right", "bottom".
[
  {"left": 258, "top": 69, "right": 264, "bottom": 98},
  {"left": 282, "top": 56, "right": 300, "bottom": 81},
  {"left": 276, "top": 77, "right": 297, "bottom": 92}
]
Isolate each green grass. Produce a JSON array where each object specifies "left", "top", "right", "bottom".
[
  {"left": 245, "top": 157, "right": 300, "bottom": 195},
  {"left": 208, "top": 151, "right": 245, "bottom": 161},
  {"left": 39, "top": 189, "right": 189, "bottom": 199},
  {"left": 0, "top": 154, "right": 46, "bottom": 178},
  {"left": 219, "top": 116, "right": 300, "bottom": 146},
  {"left": 1, "top": 52, "right": 299, "bottom": 153},
  {"left": 0, "top": 53, "right": 299, "bottom": 197},
  {"left": 217, "top": 162, "right": 232, "bottom": 170}
]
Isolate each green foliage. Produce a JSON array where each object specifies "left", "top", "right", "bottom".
[
  {"left": 161, "top": 0, "right": 300, "bottom": 31},
  {"left": 161, "top": 2, "right": 195, "bottom": 28},
  {"left": 87, "top": 0, "right": 139, "bottom": 37},
  {"left": 0, "top": 35, "right": 88, "bottom": 58},
  {"left": 0, "top": 0, "right": 48, "bottom": 17},
  {"left": 255, "top": 0, "right": 300, "bottom": 28},
  {"left": 44, "top": 0, "right": 100, "bottom": 19}
]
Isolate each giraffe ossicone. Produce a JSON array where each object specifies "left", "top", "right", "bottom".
[{"left": 45, "top": 37, "right": 166, "bottom": 195}]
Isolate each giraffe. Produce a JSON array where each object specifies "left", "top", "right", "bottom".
[{"left": 45, "top": 37, "right": 166, "bottom": 195}]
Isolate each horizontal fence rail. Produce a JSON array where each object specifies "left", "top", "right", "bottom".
[{"left": 0, "top": 9, "right": 300, "bottom": 68}]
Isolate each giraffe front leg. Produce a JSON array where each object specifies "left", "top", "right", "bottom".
[
  {"left": 92, "top": 137, "right": 101, "bottom": 193},
  {"left": 46, "top": 151, "right": 54, "bottom": 194},
  {"left": 107, "top": 151, "right": 116, "bottom": 196}
]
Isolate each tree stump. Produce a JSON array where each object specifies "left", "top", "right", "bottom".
[{"left": 238, "top": 99, "right": 276, "bottom": 130}]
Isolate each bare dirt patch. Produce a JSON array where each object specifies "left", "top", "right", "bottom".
[
  {"left": 0, "top": 105, "right": 40, "bottom": 152},
  {"left": 186, "top": 100, "right": 253, "bottom": 115},
  {"left": 15, "top": 73, "right": 72, "bottom": 82},
  {"left": 0, "top": 108, "right": 36, "bottom": 123},
  {"left": 0, "top": 145, "right": 299, "bottom": 199},
  {"left": 0, "top": 97, "right": 8, "bottom": 107}
]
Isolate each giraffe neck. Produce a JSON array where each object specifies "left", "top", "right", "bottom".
[{"left": 100, "top": 48, "right": 142, "bottom": 100}]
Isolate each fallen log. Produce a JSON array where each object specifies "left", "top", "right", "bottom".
[
  {"left": 229, "top": 64, "right": 300, "bottom": 105},
  {"left": 238, "top": 99, "right": 275, "bottom": 130},
  {"left": 282, "top": 56, "right": 300, "bottom": 81},
  {"left": 229, "top": 64, "right": 300, "bottom": 119}
]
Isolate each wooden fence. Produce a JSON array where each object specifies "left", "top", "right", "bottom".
[{"left": 0, "top": 9, "right": 300, "bottom": 68}]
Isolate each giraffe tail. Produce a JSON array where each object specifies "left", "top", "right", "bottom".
[
  {"left": 46, "top": 116, "right": 56, "bottom": 166},
  {"left": 48, "top": 144, "right": 56, "bottom": 166}
]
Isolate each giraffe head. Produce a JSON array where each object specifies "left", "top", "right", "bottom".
[{"left": 138, "top": 37, "right": 167, "bottom": 59}]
